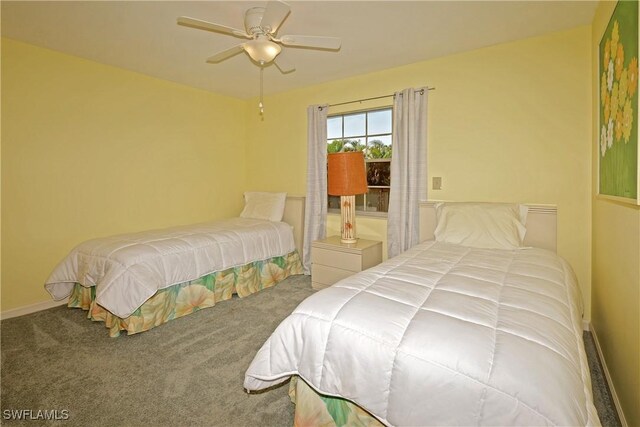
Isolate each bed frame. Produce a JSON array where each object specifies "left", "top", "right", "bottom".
[
  {"left": 283, "top": 196, "right": 306, "bottom": 257},
  {"left": 418, "top": 201, "right": 557, "bottom": 252}
]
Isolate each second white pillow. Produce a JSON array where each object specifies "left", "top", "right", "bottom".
[{"left": 434, "top": 202, "right": 527, "bottom": 250}]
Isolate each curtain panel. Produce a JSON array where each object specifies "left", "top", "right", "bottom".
[
  {"left": 387, "top": 88, "right": 428, "bottom": 258},
  {"left": 302, "top": 105, "right": 328, "bottom": 274}
]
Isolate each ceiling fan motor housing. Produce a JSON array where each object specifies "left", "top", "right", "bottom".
[{"left": 245, "top": 7, "right": 266, "bottom": 35}]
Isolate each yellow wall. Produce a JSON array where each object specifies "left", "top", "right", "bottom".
[
  {"left": 1, "top": 39, "right": 247, "bottom": 311},
  {"left": 591, "top": 2, "right": 640, "bottom": 425},
  {"left": 245, "top": 26, "right": 593, "bottom": 317}
]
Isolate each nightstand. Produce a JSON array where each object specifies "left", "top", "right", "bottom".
[{"left": 311, "top": 236, "right": 383, "bottom": 290}]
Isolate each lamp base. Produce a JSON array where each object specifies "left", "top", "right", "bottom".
[
  {"left": 340, "top": 195, "right": 358, "bottom": 244},
  {"left": 340, "top": 237, "right": 358, "bottom": 244}
]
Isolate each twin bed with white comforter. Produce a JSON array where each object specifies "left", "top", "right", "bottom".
[
  {"left": 46, "top": 218, "right": 296, "bottom": 319},
  {"left": 45, "top": 193, "right": 304, "bottom": 336},
  {"left": 244, "top": 203, "right": 600, "bottom": 426}
]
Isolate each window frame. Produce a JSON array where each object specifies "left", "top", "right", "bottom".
[{"left": 327, "top": 106, "right": 393, "bottom": 217}]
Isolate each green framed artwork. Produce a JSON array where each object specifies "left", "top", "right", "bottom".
[{"left": 599, "top": 0, "right": 640, "bottom": 205}]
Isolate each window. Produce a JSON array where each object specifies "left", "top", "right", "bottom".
[{"left": 327, "top": 108, "right": 392, "bottom": 214}]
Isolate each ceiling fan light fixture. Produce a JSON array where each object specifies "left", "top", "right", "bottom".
[{"left": 244, "top": 38, "right": 282, "bottom": 63}]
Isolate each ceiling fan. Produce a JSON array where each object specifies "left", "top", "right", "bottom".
[{"left": 177, "top": 0, "right": 342, "bottom": 74}]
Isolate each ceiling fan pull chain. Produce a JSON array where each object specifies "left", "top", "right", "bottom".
[{"left": 259, "top": 65, "right": 264, "bottom": 115}]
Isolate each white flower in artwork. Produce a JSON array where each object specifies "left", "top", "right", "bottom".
[
  {"left": 607, "top": 118, "right": 614, "bottom": 148},
  {"left": 608, "top": 59, "right": 615, "bottom": 91},
  {"left": 601, "top": 125, "right": 607, "bottom": 157}
]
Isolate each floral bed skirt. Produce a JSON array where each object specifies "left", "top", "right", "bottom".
[
  {"left": 289, "top": 376, "right": 383, "bottom": 427},
  {"left": 68, "top": 251, "right": 303, "bottom": 337}
]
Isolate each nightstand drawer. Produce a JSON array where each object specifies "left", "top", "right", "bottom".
[
  {"left": 310, "top": 236, "right": 383, "bottom": 289},
  {"left": 312, "top": 248, "right": 361, "bottom": 272},
  {"left": 311, "top": 264, "right": 354, "bottom": 286}
]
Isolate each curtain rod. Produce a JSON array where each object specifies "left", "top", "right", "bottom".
[{"left": 324, "top": 87, "right": 435, "bottom": 109}]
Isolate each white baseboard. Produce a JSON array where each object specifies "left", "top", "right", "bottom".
[
  {"left": 582, "top": 319, "right": 590, "bottom": 331},
  {"left": 1, "top": 298, "right": 68, "bottom": 320},
  {"left": 590, "top": 324, "right": 628, "bottom": 427}
]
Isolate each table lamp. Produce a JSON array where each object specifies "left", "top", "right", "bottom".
[{"left": 328, "top": 151, "right": 368, "bottom": 244}]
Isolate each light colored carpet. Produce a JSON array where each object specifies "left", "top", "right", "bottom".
[
  {"left": 583, "top": 331, "right": 622, "bottom": 427},
  {"left": 1, "top": 275, "right": 620, "bottom": 426},
  {"left": 1, "top": 275, "right": 314, "bottom": 426}
]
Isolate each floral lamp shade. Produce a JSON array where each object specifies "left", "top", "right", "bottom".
[{"left": 327, "top": 152, "right": 368, "bottom": 243}]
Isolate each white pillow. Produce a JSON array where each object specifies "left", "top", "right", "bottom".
[
  {"left": 434, "top": 202, "right": 527, "bottom": 250},
  {"left": 240, "top": 192, "right": 287, "bottom": 222}
]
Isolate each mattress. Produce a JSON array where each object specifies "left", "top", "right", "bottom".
[
  {"left": 45, "top": 218, "right": 296, "bottom": 318},
  {"left": 244, "top": 241, "right": 600, "bottom": 426}
]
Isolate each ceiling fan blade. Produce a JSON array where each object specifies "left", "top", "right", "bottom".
[
  {"left": 177, "top": 17, "right": 250, "bottom": 39},
  {"left": 279, "top": 35, "right": 341, "bottom": 50},
  {"left": 274, "top": 55, "right": 295, "bottom": 74},
  {"left": 260, "top": 1, "right": 290, "bottom": 34},
  {"left": 206, "top": 45, "right": 245, "bottom": 63}
]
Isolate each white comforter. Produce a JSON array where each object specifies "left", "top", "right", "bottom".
[
  {"left": 244, "top": 241, "right": 600, "bottom": 426},
  {"left": 45, "top": 218, "right": 296, "bottom": 318}
]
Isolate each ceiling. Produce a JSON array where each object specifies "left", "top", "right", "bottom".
[{"left": 2, "top": 1, "right": 597, "bottom": 99}]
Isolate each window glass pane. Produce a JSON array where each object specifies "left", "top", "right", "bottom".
[
  {"left": 374, "top": 135, "right": 392, "bottom": 146},
  {"left": 366, "top": 135, "right": 392, "bottom": 159},
  {"left": 368, "top": 109, "right": 392, "bottom": 135},
  {"left": 328, "top": 195, "right": 341, "bottom": 210},
  {"left": 327, "top": 108, "right": 393, "bottom": 216},
  {"left": 344, "top": 113, "right": 366, "bottom": 137},
  {"left": 366, "top": 161, "right": 391, "bottom": 186},
  {"left": 343, "top": 138, "right": 365, "bottom": 152},
  {"left": 327, "top": 116, "right": 342, "bottom": 139},
  {"left": 366, "top": 188, "right": 390, "bottom": 212},
  {"left": 327, "top": 139, "right": 364, "bottom": 153},
  {"left": 327, "top": 139, "right": 344, "bottom": 153}
]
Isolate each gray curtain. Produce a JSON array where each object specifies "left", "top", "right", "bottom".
[
  {"left": 387, "top": 88, "right": 428, "bottom": 258},
  {"left": 302, "top": 104, "right": 328, "bottom": 274}
]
